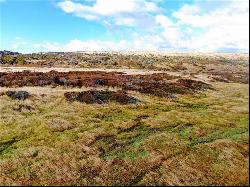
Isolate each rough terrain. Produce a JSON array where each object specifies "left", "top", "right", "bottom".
[{"left": 0, "top": 52, "right": 249, "bottom": 186}]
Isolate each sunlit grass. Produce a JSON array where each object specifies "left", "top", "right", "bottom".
[{"left": 0, "top": 82, "right": 248, "bottom": 185}]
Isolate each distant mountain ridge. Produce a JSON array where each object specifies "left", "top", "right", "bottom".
[{"left": 0, "top": 50, "right": 21, "bottom": 56}]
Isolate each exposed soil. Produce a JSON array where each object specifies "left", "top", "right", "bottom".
[
  {"left": 0, "top": 71, "right": 212, "bottom": 98},
  {"left": 0, "top": 67, "right": 165, "bottom": 75}
]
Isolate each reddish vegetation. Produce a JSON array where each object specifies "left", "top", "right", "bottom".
[
  {"left": 210, "top": 71, "right": 249, "bottom": 84},
  {"left": 64, "top": 90, "right": 139, "bottom": 104},
  {"left": 176, "top": 79, "right": 213, "bottom": 90},
  {"left": 0, "top": 71, "right": 125, "bottom": 87},
  {"left": 0, "top": 71, "right": 212, "bottom": 97}
]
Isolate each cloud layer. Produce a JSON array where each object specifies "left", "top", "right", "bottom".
[
  {"left": 57, "top": 0, "right": 161, "bottom": 27},
  {"left": 12, "top": 0, "right": 250, "bottom": 52}
]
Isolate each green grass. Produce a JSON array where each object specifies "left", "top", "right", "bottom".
[{"left": 0, "top": 82, "right": 249, "bottom": 185}]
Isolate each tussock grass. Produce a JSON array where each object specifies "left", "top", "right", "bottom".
[{"left": 0, "top": 82, "right": 248, "bottom": 185}]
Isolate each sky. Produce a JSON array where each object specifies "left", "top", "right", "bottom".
[{"left": 0, "top": 0, "right": 249, "bottom": 53}]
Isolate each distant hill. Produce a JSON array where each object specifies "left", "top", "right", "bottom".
[{"left": 0, "top": 50, "right": 21, "bottom": 56}]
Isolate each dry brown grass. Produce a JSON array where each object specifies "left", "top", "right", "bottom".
[{"left": 0, "top": 77, "right": 248, "bottom": 185}]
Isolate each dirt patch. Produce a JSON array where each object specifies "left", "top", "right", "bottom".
[
  {"left": 64, "top": 90, "right": 139, "bottom": 104},
  {"left": 5, "top": 91, "right": 30, "bottom": 100},
  {"left": 0, "top": 67, "right": 166, "bottom": 75}
]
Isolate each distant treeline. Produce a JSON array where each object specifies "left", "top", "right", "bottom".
[{"left": 0, "top": 55, "right": 26, "bottom": 65}]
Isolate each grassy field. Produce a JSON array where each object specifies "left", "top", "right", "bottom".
[{"left": 0, "top": 81, "right": 248, "bottom": 185}]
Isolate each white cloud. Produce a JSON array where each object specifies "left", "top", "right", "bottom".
[
  {"left": 155, "top": 14, "right": 174, "bottom": 27},
  {"left": 173, "top": 1, "right": 249, "bottom": 29},
  {"left": 155, "top": 15, "right": 184, "bottom": 48},
  {"left": 156, "top": 0, "right": 249, "bottom": 51},
  {"left": 58, "top": 0, "right": 161, "bottom": 16},
  {"left": 57, "top": 0, "right": 161, "bottom": 26},
  {"left": 64, "top": 39, "right": 129, "bottom": 51},
  {"left": 58, "top": 0, "right": 84, "bottom": 13},
  {"left": 33, "top": 40, "right": 125, "bottom": 52},
  {"left": 33, "top": 35, "right": 165, "bottom": 52},
  {"left": 11, "top": 37, "right": 28, "bottom": 50},
  {"left": 13, "top": 0, "right": 249, "bottom": 53},
  {"left": 174, "top": 4, "right": 200, "bottom": 16},
  {"left": 12, "top": 41, "right": 27, "bottom": 49},
  {"left": 115, "top": 17, "right": 136, "bottom": 26},
  {"left": 34, "top": 42, "right": 61, "bottom": 51}
]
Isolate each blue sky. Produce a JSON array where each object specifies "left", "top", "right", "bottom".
[{"left": 0, "top": 0, "right": 249, "bottom": 53}]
